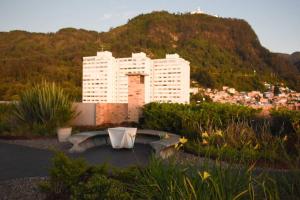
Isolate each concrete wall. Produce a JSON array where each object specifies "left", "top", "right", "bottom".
[
  {"left": 95, "top": 103, "right": 128, "bottom": 125},
  {"left": 72, "top": 102, "right": 130, "bottom": 126},
  {"left": 71, "top": 103, "right": 96, "bottom": 126}
]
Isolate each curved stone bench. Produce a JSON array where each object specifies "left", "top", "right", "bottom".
[{"left": 68, "top": 129, "right": 180, "bottom": 159}]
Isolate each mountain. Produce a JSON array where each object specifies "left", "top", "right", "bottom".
[
  {"left": 0, "top": 11, "right": 299, "bottom": 100},
  {"left": 290, "top": 52, "right": 300, "bottom": 63},
  {"left": 290, "top": 52, "right": 300, "bottom": 71},
  {"left": 277, "top": 51, "right": 300, "bottom": 72}
]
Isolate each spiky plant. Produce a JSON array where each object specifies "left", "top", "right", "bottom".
[{"left": 14, "top": 82, "right": 77, "bottom": 135}]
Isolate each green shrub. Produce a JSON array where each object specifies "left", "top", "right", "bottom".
[
  {"left": 134, "top": 157, "right": 280, "bottom": 200},
  {"left": 141, "top": 102, "right": 259, "bottom": 138},
  {"left": 13, "top": 82, "right": 77, "bottom": 135},
  {"left": 141, "top": 102, "right": 186, "bottom": 133},
  {"left": 270, "top": 108, "right": 300, "bottom": 135},
  {"left": 184, "top": 140, "right": 280, "bottom": 166},
  {"left": 271, "top": 170, "right": 300, "bottom": 199},
  {"left": 142, "top": 103, "right": 300, "bottom": 168},
  {"left": 183, "top": 120, "right": 300, "bottom": 168},
  {"left": 71, "top": 174, "right": 130, "bottom": 200},
  {"left": 0, "top": 103, "right": 14, "bottom": 134},
  {"left": 40, "top": 152, "right": 91, "bottom": 199},
  {"left": 41, "top": 152, "right": 300, "bottom": 199},
  {"left": 270, "top": 108, "right": 300, "bottom": 163},
  {"left": 40, "top": 152, "right": 131, "bottom": 200}
]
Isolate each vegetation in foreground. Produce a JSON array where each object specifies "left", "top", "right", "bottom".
[
  {"left": 0, "top": 103, "right": 14, "bottom": 134},
  {"left": 142, "top": 103, "right": 300, "bottom": 169},
  {"left": 0, "top": 82, "right": 77, "bottom": 136},
  {"left": 40, "top": 152, "right": 300, "bottom": 200}
]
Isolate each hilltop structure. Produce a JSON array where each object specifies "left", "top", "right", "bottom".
[
  {"left": 82, "top": 51, "right": 190, "bottom": 104},
  {"left": 190, "top": 7, "right": 219, "bottom": 17}
]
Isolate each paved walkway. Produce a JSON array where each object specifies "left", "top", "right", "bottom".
[{"left": 0, "top": 141, "right": 152, "bottom": 181}]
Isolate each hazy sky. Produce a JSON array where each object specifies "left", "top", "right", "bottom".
[{"left": 0, "top": 0, "right": 299, "bottom": 54}]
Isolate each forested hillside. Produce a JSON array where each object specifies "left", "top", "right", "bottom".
[
  {"left": 290, "top": 52, "right": 300, "bottom": 71},
  {"left": 0, "top": 11, "right": 299, "bottom": 100}
]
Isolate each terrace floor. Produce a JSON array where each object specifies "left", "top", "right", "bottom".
[{"left": 0, "top": 141, "right": 153, "bottom": 181}]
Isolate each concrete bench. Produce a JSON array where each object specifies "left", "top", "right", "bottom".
[
  {"left": 68, "top": 131, "right": 108, "bottom": 153},
  {"left": 68, "top": 129, "right": 180, "bottom": 158}
]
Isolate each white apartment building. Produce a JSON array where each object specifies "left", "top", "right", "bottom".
[
  {"left": 82, "top": 51, "right": 190, "bottom": 104},
  {"left": 151, "top": 54, "right": 190, "bottom": 103}
]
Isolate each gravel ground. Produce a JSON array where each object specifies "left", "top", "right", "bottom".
[
  {"left": 0, "top": 177, "right": 47, "bottom": 200},
  {"left": 0, "top": 138, "right": 72, "bottom": 152},
  {"left": 0, "top": 139, "right": 69, "bottom": 200}
]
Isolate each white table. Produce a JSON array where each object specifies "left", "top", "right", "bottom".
[{"left": 107, "top": 127, "right": 137, "bottom": 149}]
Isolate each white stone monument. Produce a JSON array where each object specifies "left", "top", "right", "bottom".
[{"left": 108, "top": 127, "right": 137, "bottom": 149}]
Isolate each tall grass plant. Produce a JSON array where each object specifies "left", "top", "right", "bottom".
[{"left": 13, "top": 82, "right": 77, "bottom": 135}]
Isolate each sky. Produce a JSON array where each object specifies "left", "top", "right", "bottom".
[{"left": 0, "top": 0, "right": 299, "bottom": 54}]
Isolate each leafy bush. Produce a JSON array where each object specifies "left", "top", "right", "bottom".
[
  {"left": 0, "top": 103, "right": 14, "bottom": 134},
  {"left": 134, "top": 157, "right": 282, "bottom": 200},
  {"left": 142, "top": 102, "right": 300, "bottom": 168},
  {"left": 270, "top": 108, "right": 300, "bottom": 135},
  {"left": 40, "top": 152, "right": 90, "bottom": 199},
  {"left": 272, "top": 170, "right": 300, "bottom": 199},
  {"left": 141, "top": 102, "right": 259, "bottom": 138},
  {"left": 184, "top": 120, "right": 300, "bottom": 168},
  {"left": 13, "top": 82, "right": 77, "bottom": 135},
  {"left": 185, "top": 140, "right": 280, "bottom": 167},
  {"left": 72, "top": 174, "right": 130, "bottom": 200},
  {"left": 40, "top": 152, "right": 131, "bottom": 200},
  {"left": 270, "top": 108, "right": 300, "bottom": 162},
  {"left": 41, "top": 152, "right": 300, "bottom": 199}
]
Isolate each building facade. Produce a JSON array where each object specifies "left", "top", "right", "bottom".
[{"left": 82, "top": 51, "right": 190, "bottom": 104}]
